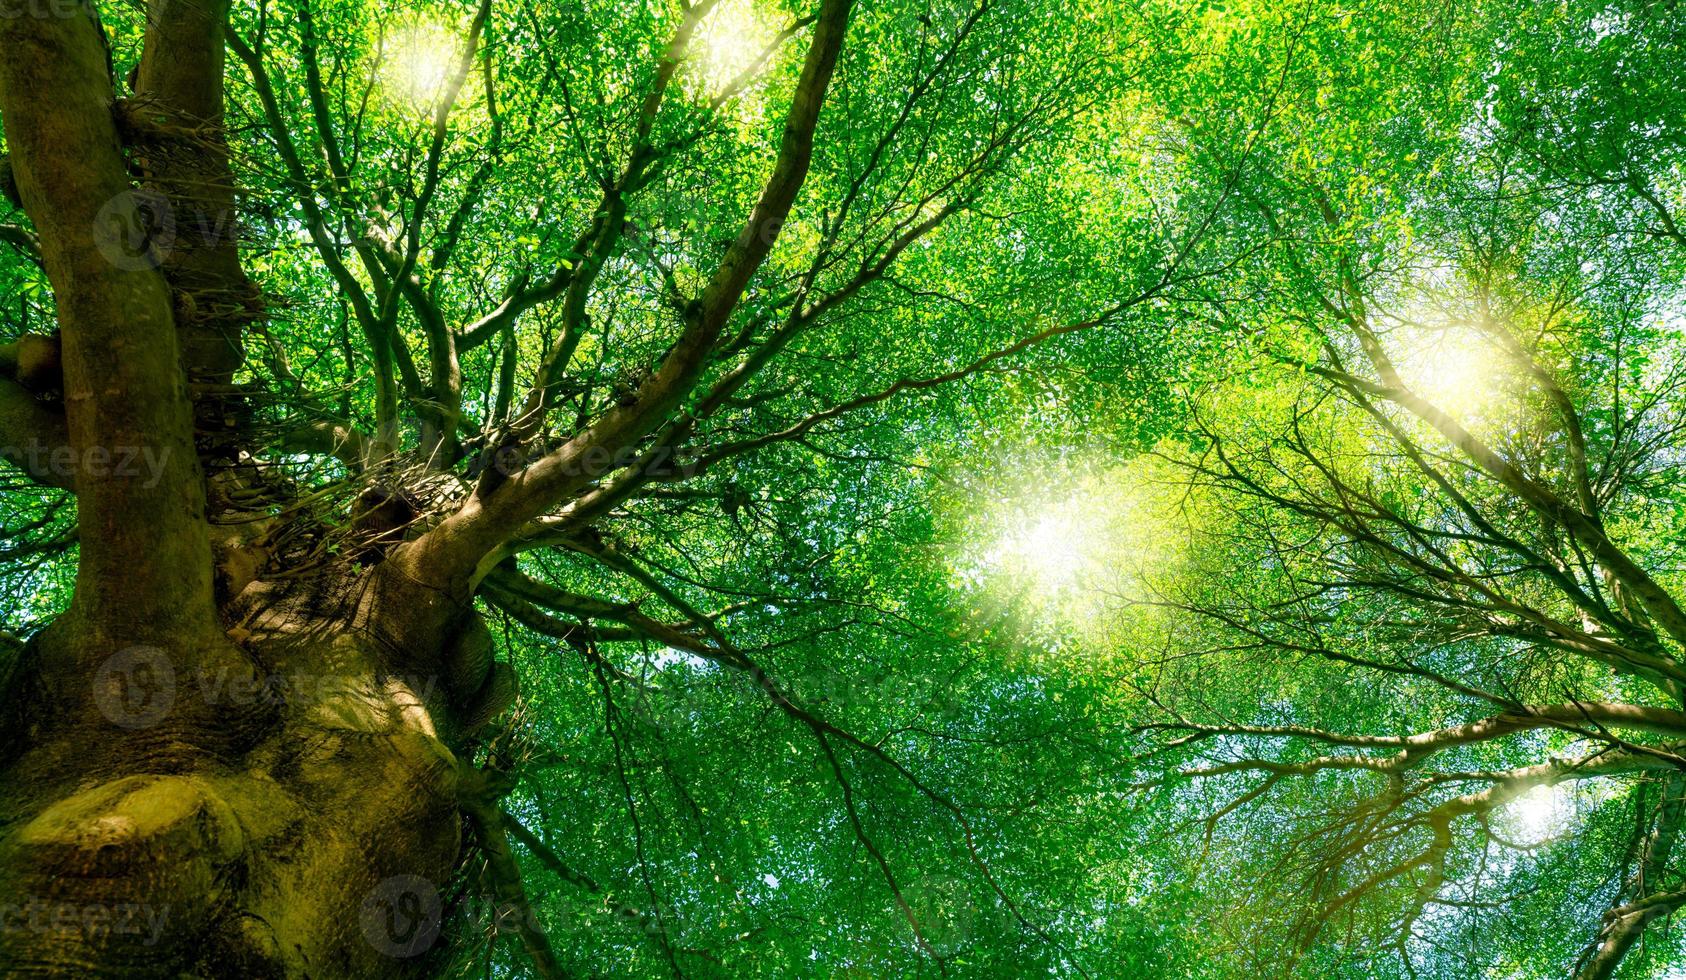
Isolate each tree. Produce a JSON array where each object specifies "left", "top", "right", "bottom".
[
  {"left": 0, "top": 0, "right": 1228, "bottom": 974},
  {"left": 4, "top": 0, "right": 1683, "bottom": 977},
  {"left": 1117, "top": 1, "right": 1686, "bottom": 975}
]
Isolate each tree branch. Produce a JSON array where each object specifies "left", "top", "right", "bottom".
[
  {"left": 395, "top": 0, "right": 858, "bottom": 595},
  {"left": 0, "top": 5, "right": 222, "bottom": 639}
]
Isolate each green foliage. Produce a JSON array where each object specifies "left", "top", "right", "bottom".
[{"left": 4, "top": 0, "right": 1686, "bottom": 976}]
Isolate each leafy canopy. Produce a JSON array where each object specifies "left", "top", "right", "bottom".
[{"left": 3, "top": 0, "right": 1686, "bottom": 976}]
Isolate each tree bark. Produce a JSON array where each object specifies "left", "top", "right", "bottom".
[
  {"left": 0, "top": 6, "right": 511, "bottom": 975},
  {"left": 0, "top": 570, "right": 505, "bottom": 976}
]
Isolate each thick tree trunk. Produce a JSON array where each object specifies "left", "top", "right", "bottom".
[
  {"left": 0, "top": 567, "right": 511, "bottom": 976},
  {"left": 0, "top": 0, "right": 853, "bottom": 971},
  {"left": 0, "top": 6, "right": 464, "bottom": 970},
  {"left": 0, "top": 3, "right": 507, "bottom": 971}
]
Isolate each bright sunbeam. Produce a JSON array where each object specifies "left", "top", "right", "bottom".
[
  {"left": 383, "top": 23, "right": 459, "bottom": 107},
  {"left": 956, "top": 455, "right": 1187, "bottom": 642},
  {"left": 1504, "top": 784, "right": 1573, "bottom": 845},
  {"left": 693, "top": 0, "right": 782, "bottom": 97},
  {"left": 989, "top": 511, "right": 1102, "bottom": 593},
  {"left": 1395, "top": 325, "right": 1503, "bottom": 419}
]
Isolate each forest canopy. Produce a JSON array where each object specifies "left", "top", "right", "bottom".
[{"left": 2, "top": 0, "right": 1685, "bottom": 976}]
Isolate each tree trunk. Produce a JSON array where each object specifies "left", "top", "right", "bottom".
[
  {"left": 0, "top": 566, "right": 512, "bottom": 976},
  {"left": 0, "top": 5, "right": 513, "bottom": 973},
  {"left": 0, "top": 0, "right": 848, "bottom": 966}
]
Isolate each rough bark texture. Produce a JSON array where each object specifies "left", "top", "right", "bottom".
[
  {"left": 0, "top": 568, "right": 508, "bottom": 976},
  {"left": 0, "top": 5, "right": 506, "bottom": 975},
  {"left": 0, "top": 0, "right": 852, "bottom": 970}
]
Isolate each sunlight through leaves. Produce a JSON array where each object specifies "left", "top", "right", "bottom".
[{"left": 382, "top": 21, "right": 459, "bottom": 108}]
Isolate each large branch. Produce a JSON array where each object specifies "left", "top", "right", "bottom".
[
  {"left": 132, "top": 0, "right": 258, "bottom": 407},
  {"left": 0, "top": 221, "right": 40, "bottom": 260},
  {"left": 1253, "top": 203, "right": 1686, "bottom": 657},
  {"left": 1144, "top": 704, "right": 1686, "bottom": 779},
  {"left": 273, "top": 420, "right": 370, "bottom": 472},
  {"left": 1575, "top": 772, "right": 1686, "bottom": 980},
  {"left": 1577, "top": 885, "right": 1686, "bottom": 978},
  {"left": 394, "top": 0, "right": 858, "bottom": 596},
  {"left": 1337, "top": 329, "right": 1686, "bottom": 653},
  {"left": 466, "top": 0, "right": 726, "bottom": 441},
  {"left": 460, "top": 800, "right": 565, "bottom": 980},
  {"left": 1190, "top": 738, "right": 1683, "bottom": 964},
  {"left": 482, "top": 570, "right": 713, "bottom": 661},
  {"left": 0, "top": 6, "right": 222, "bottom": 641}
]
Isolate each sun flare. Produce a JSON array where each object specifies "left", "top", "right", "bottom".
[
  {"left": 692, "top": 0, "right": 783, "bottom": 97},
  {"left": 1395, "top": 326, "right": 1504, "bottom": 419},
  {"left": 956, "top": 456, "right": 1187, "bottom": 639},
  {"left": 383, "top": 22, "right": 459, "bottom": 107},
  {"left": 988, "top": 511, "right": 1102, "bottom": 593},
  {"left": 1504, "top": 784, "right": 1573, "bottom": 845}
]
